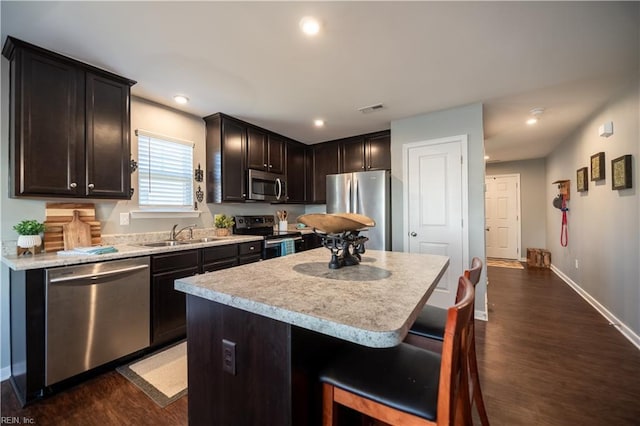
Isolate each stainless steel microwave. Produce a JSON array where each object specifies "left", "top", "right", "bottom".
[{"left": 247, "top": 169, "right": 287, "bottom": 202}]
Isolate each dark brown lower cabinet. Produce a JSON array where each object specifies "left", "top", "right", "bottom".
[
  {"left": 151, "top": 250, "right": 199, "bottom": 346},
  {"left": 238, "top": 241, "right": 262, "bottom": 265},
  {"left": 202, "top": 244, "right": 238, "bottom": 272},
  {"left": 186, "top": 296, "right": 345, "bottom": 425}
]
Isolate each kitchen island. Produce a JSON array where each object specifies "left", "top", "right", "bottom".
[{"left": 175, "top": 248, "right": 449, "bottom": 425}]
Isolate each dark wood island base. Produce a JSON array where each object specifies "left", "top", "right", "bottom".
[{"left": 186, "top": 295, "right": 346, "bottom": 426}]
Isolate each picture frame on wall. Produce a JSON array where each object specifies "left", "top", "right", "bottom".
[
  {"left": 590, "top": 152, "right": 605, "bottom": 181},
  {"left": 611, "top": 154, "right": 632, "bottom": 190},
  {"left": 576, "top": 167, "right": 588, "bottom": 192}
]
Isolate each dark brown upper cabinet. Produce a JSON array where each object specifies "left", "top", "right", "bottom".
[
  {"left": 247, "top": 126, "right": 285, "bottom": 175},
  {"left": 2, "top": 36, "right": 136, "bottom": 199},
  {"left": 309, "top": 141, "right": 339, "bottom": 203},
  {"left": 204, "top": 113, "right": 247, "bottom": 203},
  {"left": 286, "top": 141, "right": 307, "bottom": 203},
  {"left": 340, "top": 130, "right": 391, "bottom": 173}
]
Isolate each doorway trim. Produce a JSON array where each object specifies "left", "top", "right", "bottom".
[{"left": 485, "top": 173, "right": 522, "bottom": 260}]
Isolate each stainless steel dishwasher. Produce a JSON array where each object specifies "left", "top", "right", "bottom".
[{"left": 45, "top": 257, "right": 150, "bottom": 386}]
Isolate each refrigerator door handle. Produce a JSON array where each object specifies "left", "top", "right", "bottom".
[
  {"left": 348, "top": 177, "right": 352, "bottom": 213},
  {"left": 353, "top": 177, "right": 359, "bottom": 214}
]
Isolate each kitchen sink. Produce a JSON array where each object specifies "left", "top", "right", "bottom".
[
  {"left": 180, "top": 237, "right": 221, "bottom": 244},
  {"left": 139, "top": 237, "right": 220, "bottom": 247},
  {"left": 139, "top": 240, "right": 191, "bottom": 247}
]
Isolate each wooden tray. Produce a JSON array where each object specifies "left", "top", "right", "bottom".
[{"left": 296, "top": 213, "right": 375, "bottom": 234}]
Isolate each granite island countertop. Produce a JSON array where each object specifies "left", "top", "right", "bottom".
[{"left": 175, "top": 249, "right": 449, "bottom": 347}]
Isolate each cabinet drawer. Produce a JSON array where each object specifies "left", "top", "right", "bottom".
[
  {"left": 238, "top": 241, "right": 262, "bottom": 256},
  {"left": 203, "top": 258, "right": 239, "bottom": 273},
  {"left": 202, "top": 244, "right": 238, "bottom": 264},
  {"left": 151, "top": 250, "right": 199, "bottom": 273},
  {"left": 238, "top": 254, "right": 262, "bottom": 265}
]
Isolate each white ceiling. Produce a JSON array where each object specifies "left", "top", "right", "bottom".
[{"left": 2, "top": 1, "right": 638, "bottom": 162}]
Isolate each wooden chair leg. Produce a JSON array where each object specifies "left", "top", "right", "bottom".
[
  {"left": 323, "top": 383, "right": 339, "bottom": 426},
  {"left": 469, "top": 334, "right": 490, "bottom": 426}
]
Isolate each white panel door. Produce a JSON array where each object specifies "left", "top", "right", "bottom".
[
  {"left": 404, "top": 136, "right": 467, "bottom": 308},
  {"left": 485, "top": 174, "right": 520, "bottom": 259}
]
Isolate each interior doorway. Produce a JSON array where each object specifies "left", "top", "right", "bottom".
[
  {"left": 403, "top": 135, "right": 468, "bottom": 309},
  {"left": 485, "top": 174, "right": 521, "bottom": 260}
]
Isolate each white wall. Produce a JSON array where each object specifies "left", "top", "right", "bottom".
[
  {"left": 486, "top": 158, "right": 547, "bottom": 257},
  {"left": 546, "top": 80, "right": 639, "bottom": 339},
  {"left": 390, "top": 103, "right": 487, "bottom": 318}
]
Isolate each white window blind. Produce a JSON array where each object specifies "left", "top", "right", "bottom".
[{"left": 137, "top": 129, "right": 194, "bottom": 209}]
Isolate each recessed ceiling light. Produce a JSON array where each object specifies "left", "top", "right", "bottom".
[
  {"left": 526, "top": 107, "right": 544, "bottom": 125},
  {"left": 174, "top": 95, "right": 189, "bottom": 105},
  {"left": 300, "top": 16, "right": 321, "bottom": 36},
  {"left": 314, "top": 119, "right": 325, "bottom": 127}
]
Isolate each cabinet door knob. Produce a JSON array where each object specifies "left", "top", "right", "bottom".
[
  {"left": 88, "top": 183, "right": 95, "bottom": 189},
  {"left": 268, "top": 164, "right": 272, "bottom": 168},
  {"left": 410, "top": 232, "right": 417, "bottom": 237},
  {"left": 263, "top": 164, "right": 268, "bottom": 167},
  {"left": 250, "top": 246, "right": 254, "bottom": 250},
  {"left": 69, "top": 182, "right": 77, "bottom": 188}
]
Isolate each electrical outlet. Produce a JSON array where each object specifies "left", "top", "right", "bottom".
[
  {"left": 575, "top": 259, "right": 579, "bottom": 269},
  {"left": 222, "top": 339, "right": 236, "bottom": 375},
  {"left": 119, "top": 212, "right": 130, "bottom": 226}
]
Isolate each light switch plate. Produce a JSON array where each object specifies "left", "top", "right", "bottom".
[{"left": 120, "top": 212, "right": 130, "bottom": 226}]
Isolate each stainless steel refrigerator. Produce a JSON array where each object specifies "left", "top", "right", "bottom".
[{"left": 326, "top": 170, "right": 391, "bottom": 250}]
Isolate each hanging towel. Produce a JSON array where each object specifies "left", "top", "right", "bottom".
[
  {"left": 57, "top": 245, "right": 118, "bottom": 256},
  {"left": 280, "top": 239, "right": 296, "bottom": 256}
]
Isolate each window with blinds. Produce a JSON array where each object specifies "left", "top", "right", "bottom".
[{"left": 137, "top": 130, "right": 194, "bottom": 209}]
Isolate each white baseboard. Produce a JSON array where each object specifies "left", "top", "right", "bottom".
[
  {"left": 1, "top": 365, "right": 10, "bottom": 381},
  {"left": 551, "top": 264, "right": 640, "bottom": 351}
]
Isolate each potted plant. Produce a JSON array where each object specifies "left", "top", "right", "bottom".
[
  {"left": 13, "top": 219, "right": 46, "bottom": 248},
  {"left": 214, "top": 214, "right": 234, "bottom": 237}
]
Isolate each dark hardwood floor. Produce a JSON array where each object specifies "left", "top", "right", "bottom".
[
  {"left": 2, "top": 264, "right": 639, "bottom": 425},
  {"left": 475, "top": 266, "right": 640, "bottom": 425}
]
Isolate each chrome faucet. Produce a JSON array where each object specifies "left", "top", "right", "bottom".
[{"left": 170, "top": 224, "right": 197, "bottom": 241}]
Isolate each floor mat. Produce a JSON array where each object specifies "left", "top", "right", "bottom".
[
  {"left": 117, "top": 341, "right": 187, "bottom": 407},
  {"left": 487, "top": 258, "right": 524, "bottom": 269}
]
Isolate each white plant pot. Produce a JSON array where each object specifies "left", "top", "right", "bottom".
[{"left": 17, "top": 235, "right": 42, "bottom": 249}]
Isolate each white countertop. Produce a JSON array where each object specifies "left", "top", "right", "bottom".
[
  {"left": 175, "top": 249, "right": 449, "bottom": 348},
  {"left": 1, "top": 235, "right": 264, "bottom": 271}
]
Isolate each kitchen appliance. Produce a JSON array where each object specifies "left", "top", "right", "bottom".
[
  {"left": 233, "top": 215, "right": 301, "bottom": 259},
  {"left": 326, "top": 170, "right": 391, "bottom": 251},
  {"left": 247, "top": 169, "right": 287, "bottom": 202},
  {"left": 45, "top": 257, "right": 150, "bottom": 386}
]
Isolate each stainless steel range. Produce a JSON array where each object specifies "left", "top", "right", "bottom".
[{"left": 233, "top": 215, "right": 302, "bottom": 259}]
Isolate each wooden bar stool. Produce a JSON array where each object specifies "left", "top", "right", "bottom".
[
  {"left": 319, "top": 276, "right": 475, "bottom": 425},
  {"left": 405, "top": 257, "right": 489, "bottom": 425}
]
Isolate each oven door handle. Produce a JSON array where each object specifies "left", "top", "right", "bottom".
[{"left": 264, "top": 236, "right": 302, "bottom": 247}]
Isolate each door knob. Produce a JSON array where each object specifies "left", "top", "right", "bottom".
[
  {"left": 69, "top": 182, "right": 77, "bottom": 188},
  {"left": 410, "top": 232, "right": 417, "bottom": 237},
  {"left": 485, "top": 227, "right": 490, "bottom": 231},
  {"left": 88, "top": 183, "right": 95, "bottom": 189}
]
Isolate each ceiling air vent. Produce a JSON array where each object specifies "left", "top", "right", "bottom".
[{"left": 357, "top": 103, "right": 384, "bottom": 114}]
